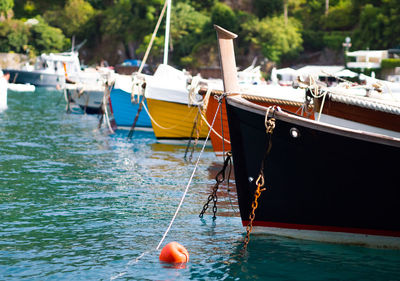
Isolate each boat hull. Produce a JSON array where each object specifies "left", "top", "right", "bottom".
[
  {"left": 205, "top": 91, "right": 312, "bottom": 161},
  {"left": 226, "top": 95, "right": 400, "bottom": 248},
  {"left": 146, "top": 98, "right": 208, "bottom": 142},
  {"left": 314, "top": 93, "right": 400, "bottom": 138},
  {"left": 69, "top": 88, "right": 104, "bottom": 114},
  {"left": 109, "top": 88, "right": 152, "bottom": 129},
  {"left": 5, "top": 69, "right": 65, "bottom": 88}
]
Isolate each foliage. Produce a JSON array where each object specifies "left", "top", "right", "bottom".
[
  {"left": 0, "top": 0, "right": 13, "bottom": 18},
  {"left": 187, "top": 0, "right": 216, "bottom": 12},
  {"left": 322, "top": 0, "right": 356, "bottom": 30},
  {"left": 135, "top": 33, "right": 165, "bottom": 64},
  {"left": 381, "top": 59, "right": 400, "bottom": 69},
  {"left": 252, "top": 0, "right": 283, "bottom": 18},
  {"left": 242, "top": 15, "right": 303, "bottom": 63},
  {"left": 29, "top": 16, "right": 70, "bottom": 54},
  {"left": 0, "top": 19, "right": 29, "bottom": 53},
  {"left": 323, "top": 31, "right": 351, "bottom": 50},
  {"left": 44, "top": 0, "right": 96, "bottom": 38},
  {"left": 211, "top": 2, "right": 238, "bottom": 33},
  {"left": 169, "top": 2, "right": 209, "bottom": 67},
  {"left": 2, "top": 0, "right": 400, "bottom": 67},
  {"left": 302, "top": 30, "right": 324, "bottom": 51}
]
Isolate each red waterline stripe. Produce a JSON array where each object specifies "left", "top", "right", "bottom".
[{"left": 242, "top": 220, "right": 400, "bottom": 237}]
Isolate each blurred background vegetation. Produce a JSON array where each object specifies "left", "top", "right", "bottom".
[{"left": 0, "top": 0, "right": 399, "bottom": 70}]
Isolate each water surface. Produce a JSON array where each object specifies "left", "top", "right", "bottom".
[{"left": 0, "top": 89, "right": 399, "bottom": 280}]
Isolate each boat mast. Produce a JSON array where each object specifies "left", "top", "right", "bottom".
[{"left": 163, "top": 0, "right": 171, "bottom": 65}]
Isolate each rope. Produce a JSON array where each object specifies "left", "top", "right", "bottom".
[
  {"left": 198, "top": 110, "right": 231, "bottom": 144},
  {"left": 303, "top": 73, "right": 400, "bottom": 117},
  {"left": 110, "top": 96, "right": 224, "bottom": 280},
  {"left": 103, "top": 83, "right": 115, "bottom": 133},
  {"left": 156, "top": 97, "right": 224, "bottom": 250},
  {"left": 127, "top": 0, "right": 168, "bottom": 137},
  {"left": 241, "top": 94, "right": 305, "bottom": 107},
  {"left": 137, "top": 0, "right": 168, "bottom": 74}
]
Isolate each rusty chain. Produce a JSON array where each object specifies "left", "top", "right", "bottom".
[{"left": 199, "top": 151, "right": 232, "bottom": 220}]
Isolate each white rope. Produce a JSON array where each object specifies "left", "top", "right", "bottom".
[
  {"left": 198, "top": 108, "right": 230, "bottom": 144},
  {"left": 156, "top": 99, "right": 222, "bottom": 250},
  {"left": 130, "top": 73, "right": 146, "bottom": 104},
  {"left": 187, "top": 76, "right": 206, "bottom": 107},
  {"left": 103, "top": 84, "right": 115, "bottom": 133},
  {"left": 110, "top": 99, "right": 223, "bottom": 281}
]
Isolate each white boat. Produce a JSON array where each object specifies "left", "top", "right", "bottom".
[
  {"left": 5, "top": 51, "right": 82, "bottom": 89},
  {"left": 66, "top": 67, "right": 115, "bottom": 114}
]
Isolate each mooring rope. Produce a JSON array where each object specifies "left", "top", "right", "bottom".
[
  {"left": 110, "top": 95, "right": 224, "bottom": 280},
  {"left": 198, "top": 109, "right": 231, "bottom": 144},
  {"left": 155, "top": 97, "right": 223, "bottom": 250},
  {"left": 103, "top": 83, "right": 115, "bottom": 133}
]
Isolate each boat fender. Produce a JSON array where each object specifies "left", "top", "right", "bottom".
[{"left": 159, "top": 242, "right": 189, "bottom": 263}]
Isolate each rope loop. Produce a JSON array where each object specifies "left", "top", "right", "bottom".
[{"left": 131, "top": 73, "right": 145, "bottom": 104}]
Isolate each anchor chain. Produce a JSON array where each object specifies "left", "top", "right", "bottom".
[
  {"left": 243, "top": 107, "right": 276, "bottom": 248},
  {"left": 199, "top": 151, "right": 232, "bottom": 220}
]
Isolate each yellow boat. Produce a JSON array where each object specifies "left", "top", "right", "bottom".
[
  {"left": 143, "top": 64, "right": 208, "bottom": 144},
  {"left": 146, "top": 98, "right": 208, "bottom": 142}
]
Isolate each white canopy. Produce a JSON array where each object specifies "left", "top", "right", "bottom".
[
  {"left": 296, "top": 65, "right": 345, "bottom": 78},
  {"left": 334, "top": 69, "right": 358, "bottom": 78},
  {"left": 144, "top": 64, "right": 190, "bottom": 104}
]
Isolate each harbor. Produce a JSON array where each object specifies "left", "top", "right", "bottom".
[
  {"left": 1, "top": 88, "right": 400, "bottom": 280},
  {"left": 1, "top": 0, "right": 400, "bottom": 280}
]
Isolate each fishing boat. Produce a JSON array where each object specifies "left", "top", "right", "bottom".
[
  {"left": 5, "top": 51, "right": 81, "bottom": 89},
  {"left": 215, "top": 25, "right": 400, "bottom": 248},
  {"left": 144, "top": 64, "right": 209, "bottom": 143},
  {"left": 66, "top": 83, "right": 105, "bottom": 114},
  {"left": 66, "top": 67, "right": 115, "bottom": 114},
  {"left": 117, "top": 0, "right": 209, "bottom": 143},
  {"left": 108, "top": 73, "right": 152, "bottom": 131}
]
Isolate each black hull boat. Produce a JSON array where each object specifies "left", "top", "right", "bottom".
[
  {"left": 6, "top": 69, "right": 65, "bottom": 88},
  {"left": 226, "top": 94, "right": 400, "bottom": 248}
]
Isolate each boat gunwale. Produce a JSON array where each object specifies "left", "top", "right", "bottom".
[{"left": 227, "top": 94, "right": 400, "bottom": 148}]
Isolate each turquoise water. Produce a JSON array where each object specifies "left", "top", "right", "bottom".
[{"left": 0, "top": 89, "right": 399, "bottom": 281}]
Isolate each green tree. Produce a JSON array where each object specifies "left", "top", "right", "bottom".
[
  {"left": 322, "top": 0, "right": 355, "bottom": 30},
  {"left": 44, "top": 0, "right": 96, "bottom": 38},
  {"left": 188, "top": 0, "right": 216, "bottom": 12},
  {"left": 253, "top": 0, "right": 283, "bottom": 18},
  {"left": 242, "top": 15, "right": 303, "bottom": 64},
  {"left": 170, "top": 2, "right": 209, "bottom": 66},
  {"left": 0, "top": 19, "right": 29, "bottom": 52},
  {"left": 352, "top": 4, "right": 386, "bottom": 49},
  {"left": 211, "top": 2, "right": 238, "bottom": 32},
  {"left": 30, "top": 16, "right": 69, "bottom": 54},
  {"left": 101, "top": 0, "right": 164, "bottom": 61},
  {"left": 0, "top": 0, "right": 13, "bottom": 18}
]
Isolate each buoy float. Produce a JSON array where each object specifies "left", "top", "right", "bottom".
[{"left": 159, "top": 242, "right": 189, "bottom": 263}]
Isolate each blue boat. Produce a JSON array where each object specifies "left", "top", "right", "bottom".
[{"left": 109, "top": 82, "right": 152, "bottom": 131}]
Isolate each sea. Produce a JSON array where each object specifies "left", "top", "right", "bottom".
[{"left": 0, "top": 88, "right": 399, "bottom": 280}]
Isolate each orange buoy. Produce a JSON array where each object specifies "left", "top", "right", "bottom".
[{"left": 159, "top": 242, "right": 189, "bottom": 263}]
